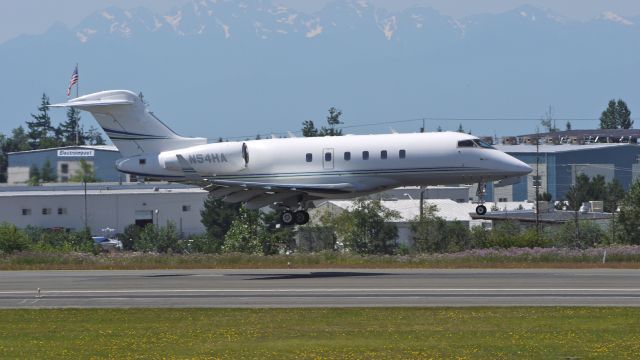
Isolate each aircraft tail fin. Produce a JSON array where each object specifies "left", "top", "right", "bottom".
[{"left": 50, "top": 90, "right": 206, "bottom": 157}]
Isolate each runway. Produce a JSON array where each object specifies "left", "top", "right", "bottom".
[{"left": 1, "top": 269, "right": 639, "bottom": 308}]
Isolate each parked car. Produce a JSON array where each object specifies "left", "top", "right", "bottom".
[{"left": 92, "top": 236, "right": 123, "bottom": 251}]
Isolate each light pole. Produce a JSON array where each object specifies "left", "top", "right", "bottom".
[{"left": 154, "top": 209, "right": 159, "bottom": 230}]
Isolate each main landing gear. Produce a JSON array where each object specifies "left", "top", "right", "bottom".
[
  {"left": 280, "top": 210, "right": 310, "bottom": 226},
  {"left": 475, "top": 181, "right": 487, "bottom": 216}
]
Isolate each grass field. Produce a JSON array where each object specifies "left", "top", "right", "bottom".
[
  {"left": 1, "top": 308, "right": 639, "bottom": 359},
  {"left": 2, "top": 248, "right": 640, "bottom": 270}
]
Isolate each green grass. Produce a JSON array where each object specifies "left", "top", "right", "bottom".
[
  {"left": 1, "top": 250, "right": 640, "bottom": 270},
  {"left": 1, "top": 308, "right": 639, "bottom": 359}
]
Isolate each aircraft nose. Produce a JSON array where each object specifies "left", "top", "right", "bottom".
[{"left": 507, "top": 156, "right": 532, "bottom": 176}]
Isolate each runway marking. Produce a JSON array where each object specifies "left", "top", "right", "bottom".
[{"left": 2, "top": 288, "right": 640, "bottom": 294}]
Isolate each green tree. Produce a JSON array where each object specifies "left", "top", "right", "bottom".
[
  {"left": 301, "top": 120, "right": 319, "bottom": 137},
  {"left": 28, "top": 164, "right": 41, "bottom": 186},
  {"left": 565, "top": 121, "right": 572, "bottom": 131},
  {"left": 135, "top": 224, "right": 159, "bottom": 252},
  {"left": 555, "top": 220, "right": 605, "bottom": 249},
  {"left": 600, "top": 100, "right": 618, "bottom": 129},
  {"left": 156, "top": 222, "right": 182, "bottom": 253},
  {"left": 222, "top": 206, "right": 262, "bottom": 254},
  {"left": 121, "top": 224, "right": 141, "bottom": 251},
  {"left": 85, "top": 126, "right": 105, "bottom": 145},
  {"left": 319, "top": 107, "right": 343, "bottom": 136},
  {"left": 616, "top": 99, "right": 633, "bottom": 129},
  {"left": 457, "top": 123, "right": 465, "bottom": 133},
  {"left": 26, "top": 93, "right": 57, "bottom": 149},
  {"left": 333, "top": 199, "right": 400, "bottom": 254},
  {"left": 411, "top": 203, "right": 448, "bottom": 253},
  {"left": 200, "top": 194, "right": 241, "bottom": 252},
  {"left": 0, "top": 134, "right": 7, "bottom": 182},
  {"left": 58, "top": 107, "right": 85, "bottom": 146},
  {"left": 617, "top": 180, "right": 640, "bottom": 245},
  {"left": 565, "top": 183, "right": 587, "bottom": 248},
  {"left": 40, "top": 159, "right": 56, "bottom": 182},
  {"left": 70, "top": 159, "right": 99, "bottom": 182},
  {"left": 0, "top": 222, "right": 30, "bottom": 253}
]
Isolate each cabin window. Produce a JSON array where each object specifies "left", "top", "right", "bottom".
[
  {"left": 139, "top": 158, "right": 147, "bottom": 165},
  {"left": 399, "top": 150, "right": 406, "bottom": 159},
  {"left": 457, "top": 140, "right": 475, "bottom": 148},
  {"left": 305, "top": 153, "right": 313, "bottom": 162},
  {"left": 381, "top": 150, "right": 387, "bottom": 160},
  {"left": 362, "top": 151, "right": 369, "bottom": 160},
  {"left": 344, "top": 152, "right": 351, "bottom": 161},
  {"left": 325, "top": 152, "right": 332, "bottom": 162}
]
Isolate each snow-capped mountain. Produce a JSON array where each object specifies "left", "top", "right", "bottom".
[{"left": 0, "top": 0, "right": 638, "bottom": 139}]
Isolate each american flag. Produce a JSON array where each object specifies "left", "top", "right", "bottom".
[{"left": 66, "top": 65, "right": 78, "bottom": 97}]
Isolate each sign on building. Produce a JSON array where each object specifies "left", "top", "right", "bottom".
[{"left": 57, "top": 149, "right": 95, "bottom": 157}]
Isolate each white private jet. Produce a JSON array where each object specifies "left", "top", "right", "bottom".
[{"left": 52, "top": 90, "right": 531, "bottom": 225}]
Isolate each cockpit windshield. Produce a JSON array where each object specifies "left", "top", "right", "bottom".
[{"left": 457, "top": 139, "right": 495, "bottom": 149}]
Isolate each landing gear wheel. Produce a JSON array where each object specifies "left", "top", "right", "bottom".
[
  {"left": 476, "top": 205, "right": 487, "bottom": 216},
  {"left": 281, "top": 211, "right": 295, "bottom": 226},
  {"left": 294, "top": 210, "right": 310, "bottom": 225}
]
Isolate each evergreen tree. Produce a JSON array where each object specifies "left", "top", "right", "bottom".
[
  {"left": 599, "top": 100, "right": 617, "bottom": 129},
  {"left": 8, "top": 126, "right": 31, "bottom": 152},
  {"left": 604, "top": 179, "right": 625, "bottom": 213},
  {"left": 40, "top": 159, "right": 56, "bottom": 182},
  {"left": 200, "top": 194, "right": 241, "bottom": 251},
  {"left": 617, "top": 180, "right": 640, "bottom": 244},
  {"left": 86, "top": 126, "right": 105, "bottom": 145},
  {"left": 616, "top": 99, "right": 633, "bottom": 129},
  {"left": 26, "top": 93, "right": 54, "bottom": 148},
  {"left": 457, "top": 123, "right": 465, "bottom": 133},
  {"left": 565, "top": 121, "right": 572, "bottom": 131},
  {"left": 28, "top": 164, "right": 41, "bottom": 186},
  {"left": 436, "top": 125, "right": 443, "bottom": 132},
  {"left": 58, "top": 107, "right": 85, "bottom": 146},
  {"left": 301, "top": 120, "right": 318, "bottom": 137},
  {"left": 319, "top": 107, "right": 343, "bottom": 136}
]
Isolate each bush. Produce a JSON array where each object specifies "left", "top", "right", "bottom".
[{"left": 0, "top": 223, "right": 30, "bottom": 253}]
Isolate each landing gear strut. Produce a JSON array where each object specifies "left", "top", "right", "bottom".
[
  {"left": 280, "top": 210, "right": 309, "bottom": 226},
  {"left": 475, "top": 181, "right": 487, "bottom": 216}
]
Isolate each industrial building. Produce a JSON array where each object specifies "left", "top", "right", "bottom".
[
  {"left": 485, "top": 129, "right": 640, "bottom": 203},
  {"left": 6, "top": 145, "right": 130, "bottom": 184},
  {"left": 0, "top": 182, "right": 207, "bottom": 236}
]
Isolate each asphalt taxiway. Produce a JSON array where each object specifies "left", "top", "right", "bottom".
[{"left": 1, "top": 269, "right": 639, "bottom": 308}]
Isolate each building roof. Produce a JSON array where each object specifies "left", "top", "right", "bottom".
[
  {"left": 7, "top": 145, "right": 118, "bottom": 155},
  {"left": 323, "top": 199, "right": 534, "bottom": 222},
  {"left": 517, "top": 129, "right": 640, "bottom": 138},
  {"left": 471, "top": 210, "right": 612, "bottom": 223},
  {"left": 494, "top": 143, "right": 634, "bottom": 154},
  {"left": 0, "top": 182, "right": 207, "bottom": 197}
]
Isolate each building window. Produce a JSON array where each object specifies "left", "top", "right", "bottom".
[
  {"left": 305, "top": 153, "right": 313, "bottom": 162},
  {"left": 61, "top": 176, "right": 69, "bottom": 182},
  {"left": 362, "top": 151, "right": 369, "bottom": 160},
  {"left": 42, "top": 208, "right": 51, "bottom": 215},
  {"left": 61, "top": 163, "right": 69, "bottom": 174},
  {"left": 57, "top": 208, "right": 67, "bottom": 215},
  {"left": 139, "top": 158, "right": 146, "bottom": 165},
  {"left": 380, "top": 150, "right": 387, "bottom": 159},
  {"left": 21, "top": 209, "right": 31, "bottom": 216},
  {"left": 182, "top": 205, "right": 191, "bottom": 212},
  {"left": 498, "top": 198, "right": 508, "bottom": 203},
  {"left": 399, "top": 150, "right": 406, "bottom": 159},
  {"left": 325, "top": 152, "right": 332, "bottom": 162},
  {"left": 344, "top": 152, "right": 351, "bottom": 161}
]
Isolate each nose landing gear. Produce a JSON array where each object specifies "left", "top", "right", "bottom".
[{"left": 475, "top": 181, "right": 487, "bottom": 216}]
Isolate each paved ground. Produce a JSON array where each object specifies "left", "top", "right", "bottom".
[{"left": 1, "top": 269, "right": 639, "bottom": 308}]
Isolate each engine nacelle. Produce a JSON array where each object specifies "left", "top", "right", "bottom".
[{"left": 158, "top": 142, "right": 248, "bottom": 175}]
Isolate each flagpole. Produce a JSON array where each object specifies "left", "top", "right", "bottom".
[{"left": 76, "top": 63, "right": 79, "bottom": 98}]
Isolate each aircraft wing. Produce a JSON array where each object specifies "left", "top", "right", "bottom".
[{"left": 205, "top": 180, "right": 358, "bottom": 209}]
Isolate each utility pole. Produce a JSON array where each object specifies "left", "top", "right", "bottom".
[
  {"left": 419, "top": 120, "right": 425, "bottom": 220},
  {"left": 535, "top": 127, "right": 541, "bottom": 241}
]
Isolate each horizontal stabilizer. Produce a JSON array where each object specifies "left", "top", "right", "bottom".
[{"left": 49, "top": 98, "right": 134, "bottom": 108}]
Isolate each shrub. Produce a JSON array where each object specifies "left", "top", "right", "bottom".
[{"left": 0, "top": 223, "right": 30, "bottom": 253}]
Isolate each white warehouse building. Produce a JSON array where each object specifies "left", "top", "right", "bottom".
[{"left": 0, "top": 183, "right": 207, "bottom": 236}]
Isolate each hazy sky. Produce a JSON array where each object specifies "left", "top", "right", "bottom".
[{"left": 2, "top": 0, "right": 640, "bottom": 43}]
